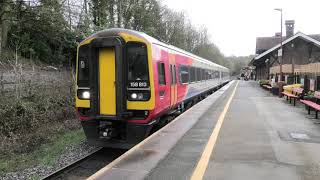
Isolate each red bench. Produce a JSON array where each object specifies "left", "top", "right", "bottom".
[
  {"left": 300, "top": 91, "right": 320, "bottom": 119},
  {"left": 281, "top": 87, "right": 303, "bottom": 106},
  {"left": 293, "top": 87, "right": 304, "bottom": 95}
]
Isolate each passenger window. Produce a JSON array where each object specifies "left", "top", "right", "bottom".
[
  {"left": 215, "top": 71, "right": 220, "bottom": 78},
  {"left": 179, "top": 65, "right": 189, "bottom": 84},
  {"left": 196, "top": 68, "right": 201, "bottom": 81},
  {"left": 205, "top": 70, "right": 209, "bottom": 80},
  {"left": 201, "top": 69, "right": 205, "bottom": 81},
  {"left": 190, "top": 67, "right": 196, "bottom": 82},
  {"left": 158, "top": 62, "right": 166, "bottom": 85}
]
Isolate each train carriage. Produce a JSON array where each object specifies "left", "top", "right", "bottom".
[{"left": 76, "top": 28, "right": 229, "bottom": 148}]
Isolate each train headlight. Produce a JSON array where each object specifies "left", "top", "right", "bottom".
[
  {"left": 131, "top": 93, "right": 138, "bottom": 99},
  {"left": 128, "top": 91, "right": 150, "bottom": 101},
  {"left": 77, "top": 89, "right": 90, "bottom": 100},
  {"left": 82, "top": 91, "right": 90, "bottom": 99},
  {"left": 137, "top": 93, "right": 144, "bottom": 100}
]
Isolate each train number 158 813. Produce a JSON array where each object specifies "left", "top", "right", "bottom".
[{"left": 129, "top": 81, "right": 148, "bottom": 88}]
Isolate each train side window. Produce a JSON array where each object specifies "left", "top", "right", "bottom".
[
  {"left": 158, "top": 62, "right": 166, "bottom": 85},
  {"left": 205, "top": 69, "right": 207, "bottom": 80},
  {"left": 179, "top": 65, "right": 189, "bottom": 84},
  {"left": 200, "top": 68, "right": 203, "bottom": 81},
  {"left": 205, "top": 69, "right": 208, "bottom": 80},
  {"left": 196, "top": 68, "right": 201, "bottom": 82},
  {"left": 202, "top": 69, "right": 204, "bottom": 80},
  {"left": 215, "top": 71, "right": 219, "bottom": 78},
  {"left": 195, "top": 68, "right": 198, "bottom": 81},
  {"left": 203, "top": 69, "right": 205, "bottom": 81},
  {"left": 190, "top": 67, "right": 195, "bottom": 82},
  {"left": 201, "top": 69, "right": 205, "bottom": 81}
]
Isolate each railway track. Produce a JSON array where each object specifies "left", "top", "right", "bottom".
[
  {"left": 41, "top": 116, "right": 180, "bottom": 180},
  {"left": 42, "top": 148, "right": 126, "bottom": 180},
  {"left": 42, "top": 84, "right": 228, "bottom": 180},
  {"left": 41, "top": 118, "right": 178, "bottom": 180}
]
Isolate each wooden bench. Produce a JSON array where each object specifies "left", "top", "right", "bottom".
[
  {"left": 300, "top": 91, "right": 320, "bottom": 119},
  {"left": 281, "top": 87, "right": 304, "bottom": 106},
  {"left": 262, "top": 84, "right": 272, "bottom": 91}
]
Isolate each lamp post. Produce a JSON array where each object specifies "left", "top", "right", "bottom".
[{"left": 274, "top": 8, "right": 283, "bottom": 81}]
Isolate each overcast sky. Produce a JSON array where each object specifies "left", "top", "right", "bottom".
[{"left": 162, "top": 0, "right": 320, "bottom": 57}]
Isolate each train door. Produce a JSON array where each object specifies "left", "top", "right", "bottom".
[
  {"left": 169, "top": 53, "right": 177, "bottom": 108},
  {"left": 99, "top": 48, "right": 116, "bottom": 115}
]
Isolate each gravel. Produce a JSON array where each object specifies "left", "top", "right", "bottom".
[{"left": 0, "top": 141, "right": 99, "bottom": 180}]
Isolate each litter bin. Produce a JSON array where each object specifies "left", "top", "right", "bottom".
[{"left": 271, "top": 86, "right": 279, "bottom": 95}]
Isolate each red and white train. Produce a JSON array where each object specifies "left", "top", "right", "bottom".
[{"left": 76, "top": 28, "right": 230, "bottom": 148}]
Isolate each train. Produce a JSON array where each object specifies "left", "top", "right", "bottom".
[{"left": 76, "top": 28, "right": 230, "bottom": 148}]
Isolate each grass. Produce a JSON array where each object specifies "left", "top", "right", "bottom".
[{"left": 0, "top": 128, "right": 85, "bottom": 175}]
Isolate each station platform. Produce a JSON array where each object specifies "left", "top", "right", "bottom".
[{"left": 89, "top": 81, "right": 320, "bottom": 180}]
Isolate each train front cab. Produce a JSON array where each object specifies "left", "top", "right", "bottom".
[{"left": 76, "top": 32, "right": 156, "bottom": 149}]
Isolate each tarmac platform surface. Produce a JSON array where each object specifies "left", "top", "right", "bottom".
[{"left": 90, "top": 81, "right": 320, "bottom": 180}]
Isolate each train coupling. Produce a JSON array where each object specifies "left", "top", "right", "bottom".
[{"left": 99, "top": 127, "right": 119, "bottom": 139}]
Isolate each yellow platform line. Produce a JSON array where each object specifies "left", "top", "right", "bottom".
[{"left": 190, "top": 81, "right": 239, "bottom": 180}]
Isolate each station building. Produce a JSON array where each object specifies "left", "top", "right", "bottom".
[{"left": 250, "top": 20, "right": 320, "bottom": 91}]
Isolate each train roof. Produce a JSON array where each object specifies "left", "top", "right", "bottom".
[{"left": 84, "top": 28, "right": 229, "bottom": 71}]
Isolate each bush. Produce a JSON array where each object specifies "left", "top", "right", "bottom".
[
  {"left": 306, "top": 91, "right": 315, "bottom": 98},
  {"left": 0, "top": 70, "right": 79, "bottom": 154},
  {"left": 259, "top": 79, "right": 269, "bottom": 85}
]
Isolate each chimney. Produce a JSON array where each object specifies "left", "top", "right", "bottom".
[
  {"left": 275, "top": 32, "right": 281, "bottom": 37},
  {"left": 285, "top": 20, "right": 295, "bottom": 38}
]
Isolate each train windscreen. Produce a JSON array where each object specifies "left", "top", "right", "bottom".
[
  {"left": 126, "top": 42, "right": 150, "bottom": 101},
  {"left": 127, "top": 42, "right": 149, "bottom": 82}
]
